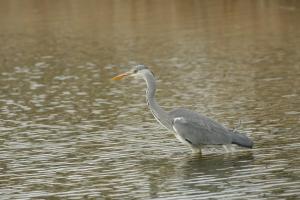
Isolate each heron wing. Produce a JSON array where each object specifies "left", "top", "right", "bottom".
[{"left": 169, "top": 108, "right": 233, "bottom": 145}]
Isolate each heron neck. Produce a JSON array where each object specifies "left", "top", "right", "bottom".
[{"left": 143, "top": 72, "right": 172, "bottom": 130}]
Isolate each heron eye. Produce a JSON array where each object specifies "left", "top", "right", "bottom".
[{"left": 133, "top": 69, "right": 138, "bottom": 73}]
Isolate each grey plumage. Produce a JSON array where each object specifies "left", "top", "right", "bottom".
[
  {"left": 113, "top": 65, "right": 254, "bottom": 152},
  {"left": 170, "top": 108, "right": 253, "bottom": 148}
]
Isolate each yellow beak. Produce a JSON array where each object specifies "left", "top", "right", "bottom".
[{"left": 111, "top": 72, "right": 130, "bottom": 80}]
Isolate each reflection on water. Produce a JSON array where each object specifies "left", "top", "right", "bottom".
[{"left": 1, "top": 0, "right": 300, "bottom": 199}]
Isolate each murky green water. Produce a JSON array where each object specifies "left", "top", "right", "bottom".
[{"left": 1, "top": 0, "right": 299, "bottom": 199}]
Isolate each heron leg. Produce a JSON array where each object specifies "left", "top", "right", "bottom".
[
  {"left": 223, "top": 144, "right": 235, "bottom": 153},
  {"left": 191, "top": 146, "right": 202, "bottom": 155},
  {"left": 223, "top": 145, "right": 230, "bottom": 153}
]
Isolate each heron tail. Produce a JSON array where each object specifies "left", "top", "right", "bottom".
[{"left": 230, "top": 131, "right": 253, "bottom": 148}]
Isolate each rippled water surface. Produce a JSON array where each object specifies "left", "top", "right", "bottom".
[{"left": 1, "top": 1, "right": 300, "bottom": 199}]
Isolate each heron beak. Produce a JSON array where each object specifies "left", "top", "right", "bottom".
[{"left": 111, "top": 72, "right": 130, "bottom": 80}]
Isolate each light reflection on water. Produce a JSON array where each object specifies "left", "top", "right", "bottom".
[{"left": 0, "top": 0, "right": 300, "bottom": 199}]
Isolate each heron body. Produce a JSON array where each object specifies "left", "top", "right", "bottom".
[{"left": 112, "top": 65, "right": 253, "bottom": 153}]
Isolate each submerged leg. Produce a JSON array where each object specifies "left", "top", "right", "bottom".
[
  {"left": 223, "top": 145, "right": 230, "bottom": 153},
  {"left": 191, "top": 146, "right": 202, "bottom": 155},
  {"left": 223, "top": 144, "right": 236, "bottom": 153}
]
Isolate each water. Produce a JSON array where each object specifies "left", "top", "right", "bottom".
[{"left": 0, "top": 1, "right": 300, "bottom": 199}]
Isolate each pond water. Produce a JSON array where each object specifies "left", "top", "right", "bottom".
[{"left": 0, "top": 0, "right": 299, "bottom": 199}]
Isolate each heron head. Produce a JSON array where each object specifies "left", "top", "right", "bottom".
[{"left": 111, "top": 65, "right": 152, "bottom": 80}]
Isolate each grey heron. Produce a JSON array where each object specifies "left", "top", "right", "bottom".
[{"left": 112, "top": 65, "right": 253, "bottom": 153}]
